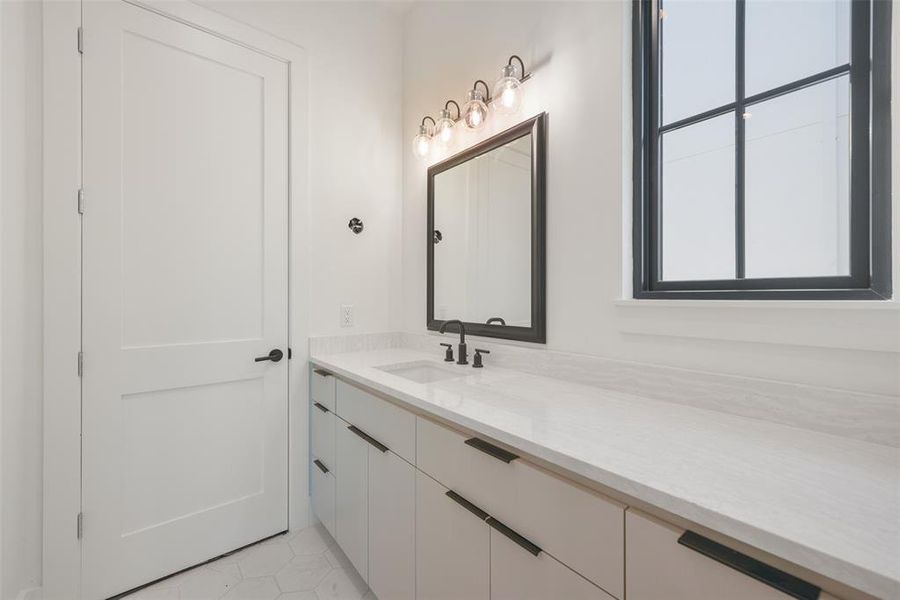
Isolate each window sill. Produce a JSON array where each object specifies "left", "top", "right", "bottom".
[{"left": 614, "top": 299, "right": 900, "bottom": 353}]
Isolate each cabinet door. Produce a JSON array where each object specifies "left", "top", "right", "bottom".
[
  {"left": 335, "top": 421, "right": 368, "bottom": 582},
  {"left": 490, "top": 526, "right": 616, "bottom": 600},
  {"left": 368, "top": 448, "right": 415, "bottom": 600},
  {"left": 310, "top": 459, "right": 335, "bottom": 537},
  {"left": 416, "top": 471, "right": 490, "bottom": 600}
]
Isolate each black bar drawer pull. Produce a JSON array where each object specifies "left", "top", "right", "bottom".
[
  {"left": 313, "top": 459, "right": 329, "bottom": 474},
  {"left": 678, "top": 531, "right": 820, "bottom": 600},
  {"left": 486, "top": 517, "right": 541, "bottom": 557},
  {"left": 347, "top": 424, "right": 389, "bottom": 453},
  {"left": 465, "top": 437, "right": 519, "bottom": 463},
  {"left": 445, "top": 490, "right": 489, "bottom": 521},
  {"left": 313, "top": 402, "right": 329, "bottom": 413},
  {"left": 313, "top": 369, "right": 331, "bottom": 377}
]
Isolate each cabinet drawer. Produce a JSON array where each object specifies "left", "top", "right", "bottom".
[
  {"left": 336, "top": 380, "right": 415, "bottom": 464},
  {"left": 311, "top": 367, "right": 336, "bottom": 412},
  {"left": 491, "top": 526, "right": 616, "bottom": 600},
  {"left": 311, "top": 459, "right": 335, "bottom": 538},
  {"left": 311, "top": 401, "right": 335, "bottom": 471},
  {"left": 625, "top": 510, "right": 821, "bottom": 600},
  {"left": 417, "top": 417, "right": 624, "bottom": 598}
]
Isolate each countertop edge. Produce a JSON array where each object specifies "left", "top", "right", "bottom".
[{"left": 309, "top": 354, "right": 899, "bottom": 600}]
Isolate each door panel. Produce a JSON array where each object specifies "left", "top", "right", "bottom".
[{"left": 81, "top": 2, "right": 289, "bottom": 597}]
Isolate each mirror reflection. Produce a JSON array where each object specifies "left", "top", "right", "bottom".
[{"left": 432, "top": 134, "right": 532, "bottom": 328}]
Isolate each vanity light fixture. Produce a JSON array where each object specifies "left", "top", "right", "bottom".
[
  {"left": 434, "top": 100, "right": 461, "bottom": 147},
  {"left": 462, "top": 80, "right": 490, "bottom": 130},
  {"left": 411, "top": 54, "right": 531, "bottom": 156},
  {"left": 413, "top": 116, "right": 436, "bottom": 160},
  {"left": 493, "top": 55, "right": 528, "bottom": 115}
]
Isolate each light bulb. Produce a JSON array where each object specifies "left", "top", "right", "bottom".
[
  {"left": 462, "top": 89, "right": 489, "bottom": 130},
  {"left": 434, "top": 109, "right": 456, "bottom": 147},
  {"left": 412, "top": 124, "right": 432, "bottom": 160},
  {"left": 492, "top": 64, "right": 523, "bottom": 115}
]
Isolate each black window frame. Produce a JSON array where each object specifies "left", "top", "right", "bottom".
[{"left": 632, "top": 0, "right": 892, "bottom": 300}]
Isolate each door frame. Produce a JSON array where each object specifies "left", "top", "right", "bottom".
[{"left": 42, "top": 2, "right": 310, "bottom": 597}]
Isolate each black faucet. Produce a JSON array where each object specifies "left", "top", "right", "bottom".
[{"left": 439, "top": 320, "right": 468, "bottom": 365}]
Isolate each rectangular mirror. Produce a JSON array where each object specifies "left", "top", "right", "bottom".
[{"left": 427, "top": 113, "right": 546, "bottom": 343}]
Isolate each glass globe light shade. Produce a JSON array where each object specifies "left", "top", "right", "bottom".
[
  {"left": 412, "top": 124, "right": 432, "bottom": 159},
  {"left": 493, "top": 65, "right": 523, "bottom": 115},
  {"left": 462, "top": 89, "right": 489, "bottom": 130},
  {"left": 434, "top": 109, "right": 456, "bottom": 147}
]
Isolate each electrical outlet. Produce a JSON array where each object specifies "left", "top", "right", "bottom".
[{"left": 340, "top": 304, "right": 354, "bottom": 328}]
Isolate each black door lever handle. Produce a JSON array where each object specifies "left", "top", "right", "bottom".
[{"left": 254, "top": 349, "right": 284, "bottom": 363}]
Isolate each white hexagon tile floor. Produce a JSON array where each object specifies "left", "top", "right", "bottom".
[{"left": 123, "top": 524, "right": 376, "bottom": 600}]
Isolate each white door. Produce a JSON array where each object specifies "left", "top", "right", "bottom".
[{"left": 81, "top": 2, "right": 289, "bottom": 597}]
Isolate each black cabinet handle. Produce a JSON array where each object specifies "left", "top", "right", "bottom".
[
  {"left": 347, "top": 424, "right": 389, "bottom": 453},
  {"left": 678, "top": 531, "right": 820, "bottom": 600},
  {"left": 313, "top": 402, "right": 329, "bottom": 413},
  {"left": 313, "top": 369, "right": 331, "bottom": 376},
  {"left": 445, "top": 490, "right": 489, "bottom": 521},
  {"left": 254, "top": 349, "right": 283, "bottom": 363},
  {"left": 465, "top": 437, "right": 519, "bottom": 463},
  {"left": 486, "top": 517, "right": 541, "bottom": 557},
  {"left": 313, "top": 459, "right": 329, "bottom": 474}
]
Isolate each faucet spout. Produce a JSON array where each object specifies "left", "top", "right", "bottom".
[{"left": 439, "top": 320, "right": 468, "bottom": 365}]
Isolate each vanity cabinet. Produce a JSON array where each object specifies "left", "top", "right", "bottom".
[
  {"left": 311, "top": 367, "right": 841, "bottom": 600},
  {"left": 416, "top": 470, "right": 490, "bottom": 600},
  {"left": 316, "top": 376, "right": 416, "bottom": 599}
]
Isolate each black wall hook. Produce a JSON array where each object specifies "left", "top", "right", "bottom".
[{"left": 348, "top": 218, "right": 364, "bottom": 234}]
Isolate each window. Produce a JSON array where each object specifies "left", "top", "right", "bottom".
[{"left": 632, "top": 0, "right": 892, "bottom": 299}]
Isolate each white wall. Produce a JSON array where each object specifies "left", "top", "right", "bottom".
[
  {"left": 402, "top": 1, "right": 900, "bottom": 396},
  {"left": 1, "top": 1, "right": 44, "bottom": 598},
  {"left": 200, "top": 0, "right": 405, "bottom": 338}
]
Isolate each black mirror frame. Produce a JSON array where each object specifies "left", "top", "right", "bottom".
[{"left": 427, "top": 112, "right": 547, "bottom": 344}]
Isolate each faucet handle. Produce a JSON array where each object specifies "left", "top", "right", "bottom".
[
  {"left": 472, "top": 348, "right": 490, "bottom": 368},
  {"left": 440, "top": 343, "right": 454, "bottom": 362}
]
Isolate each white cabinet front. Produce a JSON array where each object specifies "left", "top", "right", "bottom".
[
  {"left": 368, "top": 447, "right": 416, "bottom": 600},
  {"left": 335, "top": 421, "right": 369, "bottom": 583},
  {"left": 416, "top": 470, "right": 490, "bottom": 600}
]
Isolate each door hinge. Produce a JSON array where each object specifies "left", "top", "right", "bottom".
[
  {"left": 76, "top": 512, "right": 83, "bottom": 539},
  {"left": 77, "top": 188, "right": 85, "bottom": 214},
  {"left": 77, "top": 351, "right": 84, "bottom": 377},
  {"left": 77, "top": 26, "right": 83, "bottom": 54}
]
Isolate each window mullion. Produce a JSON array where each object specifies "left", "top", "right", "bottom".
[{"left": 734, "top": 0, "right": 746, "bottom": 279}]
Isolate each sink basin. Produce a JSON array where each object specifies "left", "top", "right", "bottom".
[{"left": 376, "top": 360, "right": 467, "bottom": 384}]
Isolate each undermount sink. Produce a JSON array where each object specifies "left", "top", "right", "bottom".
[{"left": 376, "top": 360, "right": 467, "bottom": 384}]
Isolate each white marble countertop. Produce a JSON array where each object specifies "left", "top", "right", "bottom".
[{"left": 310, "top": 348, "right": 900, "bottom": 600}]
